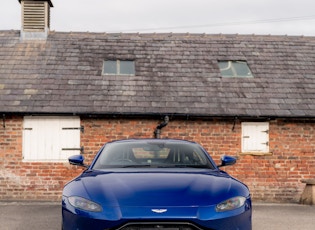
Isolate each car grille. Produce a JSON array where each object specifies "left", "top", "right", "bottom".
[{"left": 116, "top": 222, "right": 205, "bottom": 230}]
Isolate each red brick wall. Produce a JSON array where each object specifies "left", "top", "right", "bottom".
[
  {"left": 1, "top": 115, "right": 314, "bottom": 202},
  {"left": 0, "top": 115, "right": 82, "bottom": 200}
]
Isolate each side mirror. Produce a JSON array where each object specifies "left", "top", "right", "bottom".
[
  {"left": 218, "top": 155, "right": 237, "bottom": 168},
  {"left": 68, "top": 155, "right": 88, "bottom": 168}
]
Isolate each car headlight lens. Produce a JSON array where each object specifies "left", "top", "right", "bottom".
[
  {"left": 216, "top": 196, "right": 246, "bottom": 212},
  {"left": 68, "top": 196, "right": 102, "bottom": 212}
]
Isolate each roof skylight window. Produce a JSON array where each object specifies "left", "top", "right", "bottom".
[
  {"left": 218, "top": 61, "right": 253, "bottom": 78},
  {"left": 103, "top": 60, "right": 135, "bottom": 75}
]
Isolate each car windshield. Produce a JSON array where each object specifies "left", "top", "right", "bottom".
[{"left": 92, "top": 140, "right": 215, "bottom": 170}]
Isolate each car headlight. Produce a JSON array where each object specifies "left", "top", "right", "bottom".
[
  {"left": 68, "top": 196, "right": 102, "bottom": 212},
  {"left": 216, "top": 196, "right": 246, "bottom": 212}
]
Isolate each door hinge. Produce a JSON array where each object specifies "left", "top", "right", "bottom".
[
  {"left": 62, "top": 146, "right": 84, "bottom": 153},
  {"left": 261, "top": 141, "right": 269, "bottom": 146},
  {"left": 62, "top": 125, "right": 84, "bottom": 133}
]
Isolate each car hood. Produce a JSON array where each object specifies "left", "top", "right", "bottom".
[{"left": 67, "top": 170, "right": 248, "bottom": 207}]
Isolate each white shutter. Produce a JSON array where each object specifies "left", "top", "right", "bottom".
[
  {"left": 60, "top": 118, "right": 81, "bottom": 159},
  {"left": 23, "top": 116, "right": 80, "bottom": 161},
  {"left": 242, "top": 122, "right": 269, "bottom": 153}
]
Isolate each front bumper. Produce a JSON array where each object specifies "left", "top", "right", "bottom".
[{"left": 62, "top": 197, "right": 252, "bottom": 230}]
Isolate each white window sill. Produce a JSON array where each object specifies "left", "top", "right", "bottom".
[{"left": 239, "top": 152, "right": 273, "bottom": 156}]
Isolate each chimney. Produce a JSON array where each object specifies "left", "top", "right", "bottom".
[{"left": 18, "top": 0, "right": 54, "bottom": 40}]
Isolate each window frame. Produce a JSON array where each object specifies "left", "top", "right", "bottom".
[{"left": 102, "top": 60, "right": 135, "bottom": 75}]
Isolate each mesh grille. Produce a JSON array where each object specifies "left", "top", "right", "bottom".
[{"left": 117, "top": 222, "right": 206, "bottom": 230}]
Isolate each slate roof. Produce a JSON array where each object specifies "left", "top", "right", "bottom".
[{"left": 0, "top": 30, "right": 314, "bottom": 118}]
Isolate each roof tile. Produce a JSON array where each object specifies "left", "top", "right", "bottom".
[{"left": 0, "top": 31, "right": 314, "bottom": 118}]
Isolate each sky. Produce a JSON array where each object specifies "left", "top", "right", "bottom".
[{"left": 1, "top": 0, "right": 315, "bottom": 36}]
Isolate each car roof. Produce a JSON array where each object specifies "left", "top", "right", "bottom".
[{"left": 107, "top": 138, "right": 198, "bottom": 145}]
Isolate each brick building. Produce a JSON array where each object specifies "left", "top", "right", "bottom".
[{"left": 0, "top": 0, "right": 314, "bottom": 202}]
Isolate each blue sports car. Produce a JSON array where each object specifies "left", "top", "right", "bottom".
[{"left": 62, "top": 139, "right": 252, "bottom": 230}]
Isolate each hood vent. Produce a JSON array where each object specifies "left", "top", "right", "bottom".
[{"left": 19, "top": 0, "right": 54, "bottom": 40}]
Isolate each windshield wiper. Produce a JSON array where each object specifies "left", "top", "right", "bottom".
[
  {"left": 119, "top": 164, "right": 211, "bottom": 169},
  {"left": 120, "top": 164, "right": 152, "bottom": 168},
  {"left": 155, "top": 164, "right": 210, "bottom": 169},
  {"left": 174, "top": 164, "right": 210, "bottom": 169}
]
